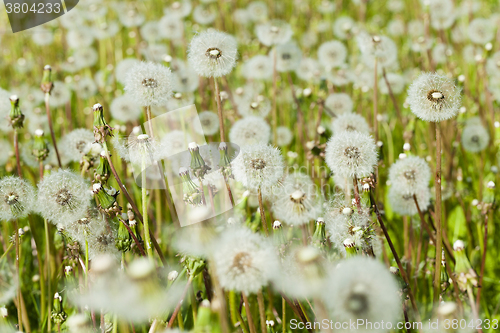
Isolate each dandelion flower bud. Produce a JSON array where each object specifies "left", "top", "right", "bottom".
[
  {"left": 325, "top": 131, "right": 378, "bottom": 178},
  {"left": 41, "top": 65, "right": 53, "bottom": 94},
  {"left": 9, "top": 95, "right": 24, "bottom": 129},
  {"left": 407, "top": 73, "right": 461, "bottom": 122},
  {"left": 453, "top": 240, "right": 478, "bottom": 290},
  {"left": 0, "top": 176, "right": 36, "bottom": 221},
  {"left": 187, "top": 30, "right": 238, "bottom": 78},
  {"left": 93, "top": 103, "right": 113, "bottom": 143},
  {"left": 32, "top": 129, "right": 49, "bottom": 162}
]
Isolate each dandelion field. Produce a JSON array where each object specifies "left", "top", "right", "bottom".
[{"left": 0, "top": 0, "right": 500, "bottom": 332}]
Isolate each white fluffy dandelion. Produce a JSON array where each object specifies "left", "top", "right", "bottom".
[
  {"left": 60, "top": 129, "right": 101, "bottom": 163},
  {"left": 237, "top": 95, "right": 271, "bottom": 118},
  {"left": 388, "top": 156, "right": 431, "bottom": 195},
  {"left": 0, "top": 176, "right": 36, "bottom": 221},
  {"left": 197, "top": 111, "right": 220, "bottom": 136},
  {"left": 325, "top": 93, "right": 353, "bottom": 115},
  {"left": 407, "top": 73, "right": 461, "bottom": 122},
  {"left": 212, "top": 227, "right": 279, "bottom": 294},
  {"left": 276, "top": 126, "right": 293, "bottom": 146},
  {"left": 276, "top": 41, "right": 302, "bottom": 72},
  {"left": 232, "top": 144, "right": 284, "bottom": 194},
  {"left": 325, "top": 131, "right": 378, "bottom": 178},
  {"left": 243, "top": 55, "right": 273, "bottom": 81},
  {"left": 229, "top": 116, "right": 270, "bottom": 147},
  {"left": 255, "top": 20, "right": 293, "bottom": 46},
  {"left": 272, "top": 172, "right": 320, "bottom": 226},
  {"left": 124, "top": 61, "right": 173, "bottom": 106},
  {"left": 37, "top": 170, "right": 92, "bottom": 226},
  {"left": 325, "top": 257, "right": 401, "bottom": 333},
  {"left": 330, "top": 113, "right": 370, "bottom": 135},
  {"left": 187, "top": 30, "right": 238, "bottom": 78},
  {"left": 115, "top": 58, "right": 141, "bottom": 86},
  {"left": 461, "top": 119, "right": 489, "bottom": 153},
  {"left": 388, "top": 186, "right": 430, "bottom": 216},
  {"left": 318, "top": 40, "right": 347, "bottom": 69},
  {"left": 333, "top": 16, "right": 356, "bottom": 40},
  {"left": 468, "top": 18, "right": 495, "bottom": 45},
  {"left": 110, "top": 95, "right": 142, "bottom": 123}
]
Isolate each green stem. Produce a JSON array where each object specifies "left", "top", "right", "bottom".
[
  {"left": 14, "top": 220, "right": 22, "bottom": 332},
  {"left": 44, "top": 219, "right": 52, "bottom": 333},
  {"left": 142, "top": 158, "right": 154, "bottom": 261}
]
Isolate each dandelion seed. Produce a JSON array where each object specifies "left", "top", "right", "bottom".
[
  {"left": 0, "top": 176, "right": 36, "bottom": 221},
  {"left": 407, "top": 73, "right": 461, "bottom": 122},
  {"left": 124, "top": 62, "right": 173, "bottom": 107},
  {"left": 37, "top": 170, "right": 91, "bottom": 226},
  {"left": 229, "top": 116, "right": 270, "bottom": 147},
  {"left": 325, "top": 131, "right": 378, "bottom": 178},
  {"left": 187, "top": 30, "right": 238, "bottom": 78}
]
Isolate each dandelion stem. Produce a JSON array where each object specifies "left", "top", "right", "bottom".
[
  {"left": 14, "top": 220, "right": 23, "bottom": 332},
  {"left": 119, "top": 218, "right": 146, "bottom": 256},
  {"left": 352, "top": 175, "right": 362, "bottom": 213},
  {"left": 369, "top": 191, "right": 421, "bottom": 321},
  {"left": 13, "top": 129, "right": 22, "bottom": 178},
  {"left": 476, "top": 212, "right": 488, "bottom": 310},
  {"left": 382, "top": 68, "right": 403, "bottom": 122},
  {"left": 142, "top": 158, "right": 154, "bottom": 261},
  {"left": 257, "top": 188, "right": 269, "bottom": 237},
  {"left": 44, "top": 93, "right": 62, "bottom": 168},
  {"left": 433, "top": 123, "right": 443, "bottom": 305},
  {"left": 242, "top": 292, "right": 257, "bottom": 333},
  {"left": 102, "top": 141, "right": 167, "bottom": 265},
  {"left": 213, "top": 77, "right": 226, "bottom": 142},
  {"left": 272, "top": 47, "right": 278, "bottom": 145},
  {"left": 167, "top": 278, "right": 192, "bottom": 328},
  {"left": 257, "top": 290, "right": 266, "bottom": 333},
  {"left": 282, "top": 298, "right": 286, "bottom": 333},
  {"left": 373, "top": 58, "right": 378, "bottom": 142},
  {"left": 44, "top": 218, "right": 52, "bottom": 333}
]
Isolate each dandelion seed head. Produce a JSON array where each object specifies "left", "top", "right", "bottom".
[
  {"left": 325, "top": 257, "right": 400, "bottom": 332},
  {"left": 37, "top": 170, "right": 91, "bottom": 226},
  {"left": 243, "top": 55, "right": 273, "bottom": 81},
  {"left": 229, "top": 116, "right": 270, "bottom": 147},
  {"left": 331, "top": 113, "right": 370, "bottom": 135},
  {"left": 188, "top": 30, "right": 238, "bottom": 78},
  {"left": 272, "top": 172, "right": 320, "bottom": 226},
  {"left": 110, "top": 95, "right": 142, "bottom": 123},
  {"left": 0, "top": 177, "right": 36, "bottom": 221},
  {"left": 388, "top": 156, "right": 431, "bottom": 195},
  {"left": 232, "top": 144, "right": 284, "bottom": 194},
  {"left": 461, "top": 119, "right": 489, "bottom": 153},
  {"left": 276, "top": 126, "right": 293, "bottom": 147},
  {"left": 388, "top": 185, "right": 431, "bottom": 216},
  {"left": 60, "top": 129, "right": 101, "bottom": 163},
  {"left": 124, "top": 62, "right": 173, "bottom": 106},
  {"left": 295, "top": 58, "right": 322, "bottom": 83},
  {"left": 468, "top": 18, "right": 495, "bottom": 45},
  {"left": 213, "top": 227, "right": 279, "bottom": 294},
  {"left": 276, "top": 41, "right": 302, "bottom": 72},
  {"left": 333, "top": 16, "right": 356, "bottom": 40},
  {"left": 325, "top": 131, "right": 378, "bottom": 178},
  {"left": 193, "top": 5, "right": 217, "bottom": 25},
  {"left": 255, "top": 20, "right": 293, "bottom": 46},
  {"left": 238, "top": 95, "right": 271, "bottom": 118},
  {"left": 318, "top": 40, "right": 347, "bottom": 68},
  {"left": 407, "top": 73, "right": 461, "bottom": 122},
  {"left": 325, "top": 93, "right": 353, "bottom": 115},
  {"left": 197, "top": 111, "right": 220, "bottom": 136}
]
